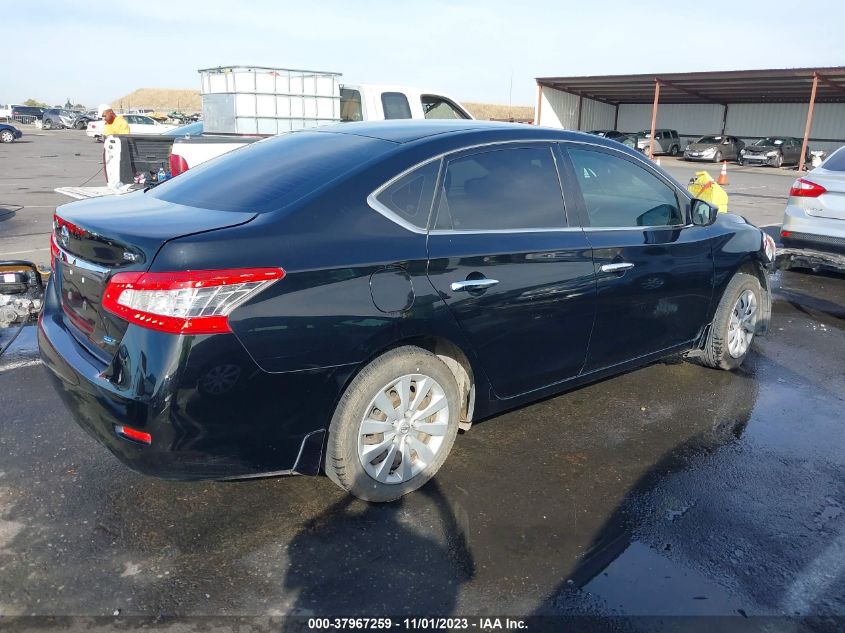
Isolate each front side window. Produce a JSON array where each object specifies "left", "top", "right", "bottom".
[
  {"left": 421, "top": 95, "right": 469, "bottom": 120},
  {"left": 381, "top": 92, "right": 412, "bottom": 120},
  {"left": 434, "top": 146, "right": 565, "bottom": 231},
  {"left": 567, "top": 147, "right": 683, "bottom": 228},
  {"left": 374, "top": 160, "right": 440, "bottom": 229}
]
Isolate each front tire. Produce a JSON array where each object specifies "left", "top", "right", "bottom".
[
  {"left": 714, "top": 150, "right": 722, "bottom": 163},
  {"left": 701, "top": 273, "right": 762, "bottom": 370},
  {"left": 325, "top": 346, "right": 460, "bottom": 502},
  {"left": 43, "top": 119, "right": 52, "bottom": 130}
]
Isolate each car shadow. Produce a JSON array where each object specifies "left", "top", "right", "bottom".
[{"left": 281, "top": 478, "right": 475, "bottom": 623}]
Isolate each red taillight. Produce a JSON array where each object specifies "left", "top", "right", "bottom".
[
  {"left": 781, "top": 230, "right": 792, "bottom": 238},
  {"left": 169, "top": 153, "right": 189, "bottom": 176},
  {"left": 115, "top": 425, "right": 152, "bottom": 445},
  {"left": 102, "top": 268, "right": 284, "bottom": 335},
  {"left": 789, "top": 178, "right": 827, "bottom": 198},
  {"left": 53, "top": 213, "right": 86, "bottom": 237}
]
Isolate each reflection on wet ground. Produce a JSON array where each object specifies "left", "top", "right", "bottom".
[{"left": 0, "top": 269, "right": 843, "bottom": 622}]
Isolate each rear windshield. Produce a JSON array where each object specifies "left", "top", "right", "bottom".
[
  {"left": 823, "top": 147, "right": 845, "bottom": 171},
  {"left": 149, "top": 131, "right": 396, "bottom": 213}
]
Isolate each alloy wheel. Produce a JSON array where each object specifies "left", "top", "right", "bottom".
[
  {"left": 0, "top": 130, "right": 13, "bottom": 143},
  {"left": 728, "top": 289, "right": 757, "bottom": 358},
  {"left": 357, "top": 373, "right": 450, "bottom": 484}
]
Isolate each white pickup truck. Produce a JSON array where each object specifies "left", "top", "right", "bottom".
[
  {"left": 56, "top": 83, "right": 472, "bottom": 200},
  {"left": 168, "top": 84, "right": 473, "bottom": 176}
]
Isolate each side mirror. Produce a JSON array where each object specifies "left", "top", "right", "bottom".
[{"left": 691, "top": 198, "right": 719, "bottom": 226}]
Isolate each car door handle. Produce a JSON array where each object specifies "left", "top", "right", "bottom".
[
  {"left": 600, "top": 262, "right": 635, "bottom": 273},
  {"left": 450, "top": 279, "right": 500, "bottom": 292}
]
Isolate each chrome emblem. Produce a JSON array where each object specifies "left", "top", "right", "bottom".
[{"left": 60, "top": 224, "right": 70, "bottom": 248}]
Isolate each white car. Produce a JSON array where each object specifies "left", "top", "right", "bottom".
[
  {"left": 780, "top": 145, "right": 845, "bottom": 272},
  {"left": 86, "top": 114, "right": 176, "bottom": 140}
]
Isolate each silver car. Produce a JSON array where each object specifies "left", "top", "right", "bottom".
[
  {"left": 780, "top": 145, "right": 845, "bottom": 271},
  {"left": 684, "top": 135, "right": 744, "bottom": 163}
]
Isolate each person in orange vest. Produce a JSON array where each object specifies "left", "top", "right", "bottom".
[{"left": 98, "top": 104, "right": 130, "bottom": 135}]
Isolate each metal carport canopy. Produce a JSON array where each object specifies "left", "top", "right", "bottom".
[
  {"left": 536, "top": 67, "right": 845, "bottom": 170},
  {"left": 535, "top": 67, "right": 845, "bottom": 105}
]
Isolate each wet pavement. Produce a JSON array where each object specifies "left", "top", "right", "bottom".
[{"left": 0, "top": 267, "right": 843, "bottom": 630}]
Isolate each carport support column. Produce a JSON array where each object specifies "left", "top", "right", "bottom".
[
  {"left": 648, "top": 80, "right": 660, "bottom": 160},
  {"left": 799, "top": 73, "right": 819, "bottom": 172},
  {"left": 536, "top": 84, "right": 543, "bottom": 126},
  {"left": 576, "top": 94, "right": 583, "bottom": 131}
]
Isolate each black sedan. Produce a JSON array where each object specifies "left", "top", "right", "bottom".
[
  {"left": 0, "top": 122, "right": 22, "bottom": 143},
  {"left": 39, "top": 121, "right": 776, "bottom": 502}
]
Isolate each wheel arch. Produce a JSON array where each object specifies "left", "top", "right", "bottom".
[
  {"left": 335, "top": 334, "right": 479, "bottom": 434},
  {"left": 694, "top": 257, "right": 772, "bottom": 354},
  {"left": 737, "top": 260, "right": 772, "bottom": 336}
]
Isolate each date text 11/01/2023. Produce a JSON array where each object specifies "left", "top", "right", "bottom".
[{"left": 307, "top": 617, "right": 528, "bottom": 630}]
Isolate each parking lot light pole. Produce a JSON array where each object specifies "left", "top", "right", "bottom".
[
  {"left": 799, "top": 72, "right": 819, "bottom": 172},
  {"left": 649, "top": 79, "right": 660, "bottom": 160}
]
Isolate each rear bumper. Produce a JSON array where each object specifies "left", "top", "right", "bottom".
[
  {"left": 38, "top": 278, "right": 352, "bottom": 480},
  {"left": 781, "top": 203, "right": 845, "bottom": 257}
]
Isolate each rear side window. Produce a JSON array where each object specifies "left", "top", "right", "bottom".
[
  {"left": 434, "top": 146, "right": 566, "bottom": 231},
  {"left": 149, "top": 131, "right": 395, "bottom": 213},
  {"left": 340, "top": 88, "right": 363, "bottom": 122},
  {"left": 373, "top": 160, "right": 440, "bottom": 229},
  {"left": 381, "top": 92, "right": 412, "bottom": 120},
  {"left": 824, "top": 147, "right": 845, "bottom": 171},
  {"left": 567, "top": 148, "right": 683, "bottom": 228}
]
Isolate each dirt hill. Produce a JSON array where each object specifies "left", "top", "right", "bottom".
[
  {"left": 110, "top": 89, "right": 533, "bottom": 120},
  {"left": 463, "top": 102, "right": 534, "bottom": 122},
  {"left": 111, "top": 89, "right": 201, "bottom": 113}
]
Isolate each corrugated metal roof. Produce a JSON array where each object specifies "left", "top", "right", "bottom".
[{"left": 536, "top": 67, "right": 845, "bottom": 105}]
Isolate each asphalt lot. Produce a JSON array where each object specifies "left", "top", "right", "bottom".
[{"left": 1, "top": 129, "right": 844, "bottom": 629}]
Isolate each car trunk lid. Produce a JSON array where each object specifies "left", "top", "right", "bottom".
[
  {"left": 53, "top": 193, "right": 257, "bottom": 360},
  {"left": 803, "top": 171, "right": 845, "bottom": 220}
]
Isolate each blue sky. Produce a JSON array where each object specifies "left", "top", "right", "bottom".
[{"left": 5, "top": 0, "right": 844, "bottom": 107}]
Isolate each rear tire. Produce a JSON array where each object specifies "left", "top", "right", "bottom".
[
  {"left": 325, "top": 346, "right": 460, "bottom": 502},
  {"left": 701, "top": 273, "right": 762, "bottom": 371},
  {"left": 43, "top": 119, "right": 52, "bottom": 130},
  {"left": 0, "top": 130, "right": 14, "bottom": 143},
  {"left": 75, "top": 120, "right": 87, "bottom": 130},
  {"left": 670, "top": 145, "right": 680, "bottom": 156}
]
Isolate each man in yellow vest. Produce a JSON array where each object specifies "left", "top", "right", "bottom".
[{"left": 98, "top": 104, "right": 130, "bottom": 136}]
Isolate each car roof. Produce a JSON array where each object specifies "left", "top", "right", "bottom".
[{"left": 313, "top": 120, "right": 604, "bottom": 146}]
